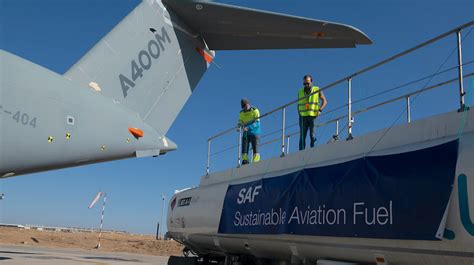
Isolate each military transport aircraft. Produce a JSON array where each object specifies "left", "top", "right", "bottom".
[{"left": 0, "top": 0, "right": 371, "bottom": 178}]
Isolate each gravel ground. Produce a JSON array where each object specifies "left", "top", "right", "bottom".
[{"left": 0, "top": 227, "right": 183, "bottom": 257}]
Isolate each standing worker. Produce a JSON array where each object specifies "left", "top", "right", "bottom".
[
  {"left": 298, "top": 75, "right": 327, "bottom": 150},
  {"left": 238, "top": 98, "right": 261, "bottom": 165}
]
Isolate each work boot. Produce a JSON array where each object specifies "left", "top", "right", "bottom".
[
  {"left": 242, "top": 153, "right": 249, "bottom": 165},
  {"left": 253, "top": 153, "right": 261, "bottom": 163}
]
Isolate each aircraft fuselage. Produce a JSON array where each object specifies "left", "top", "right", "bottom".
[{"left": 0, "top": 50, "right": 173, "bottom": 178}]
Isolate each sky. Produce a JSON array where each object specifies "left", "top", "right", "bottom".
[{"left": 0, "top": 0, "right": 473, "bottom": 235}]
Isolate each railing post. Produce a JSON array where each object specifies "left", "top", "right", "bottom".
[
  {"left": 406, "top": 96, "right": 411, "bottom": 123},
  {"left": 286, "top": 135, "right": 291, "bottom": 155},
  {"left": 457, "top": 30, "right": 467, "bottom": 111},
  {"left": 333, "top": 119, "right": 339, "bottom": 141},
  {"left": 237, "top": 126, "right": 242, "bottom": 167},
  {"left": 206, "top": 140, "right": 211, "bottom": 175},
  {"left": 281, "top": 108, "right": 286, "bottom": 157},
  {"left": 347, "top": 78, "right": 354, "bottom": 140}
]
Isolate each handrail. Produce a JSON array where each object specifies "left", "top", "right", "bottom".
[
  {"left": 208, "top": 21, "right": 473, "bottom": 141},
  {"left": 322, "top": 61, "right": 474, "bottom": 116},
  {"left": 265, "top": 62, "right": 473, "bottom": 134},
  {"left": 209, "top": 72, "right": 474, "bottom": 158},
  {"left": 352, "top": 73, "right": 474, "bottom": 116},
  {"left": 205, "top": 21, "right": 473, "bottom": 174}
]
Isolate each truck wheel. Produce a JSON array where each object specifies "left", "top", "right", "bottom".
[{"left": 167, "top": 256, "right": 198, "bottom": 265}]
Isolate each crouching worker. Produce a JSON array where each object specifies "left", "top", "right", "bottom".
[{"left": 238, "top": 98, "right": 261, "bottom": 165}]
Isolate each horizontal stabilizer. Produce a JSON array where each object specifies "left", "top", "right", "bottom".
[{"left": 163, "top": 0, "right": 372, "bottom": 50}]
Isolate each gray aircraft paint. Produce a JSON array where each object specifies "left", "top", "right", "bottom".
[
  {"left": 64, "top": 1, "right": 210, "bottom": 136},
  {"left": 0, "top": 0, "right": 370, "bottom": 177},
  {"left": 168, "top": 110, "right": 474, "bottom": 264},
  {"left": 0, "top": 50, "right": 174, "bottom": 176}
]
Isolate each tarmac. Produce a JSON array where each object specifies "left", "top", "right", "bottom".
[{"left": 0, "top": 244, "right": 170, "bottom": 264}]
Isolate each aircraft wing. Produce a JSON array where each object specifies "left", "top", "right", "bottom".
[{"left": 163, "top": 0, "right": 372, "bottom": 50}]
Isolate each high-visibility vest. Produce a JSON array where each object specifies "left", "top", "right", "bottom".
[
  {"left": 239, "top": 107, "right": 261, "bottom": 135},
  {"left": 298, "top": 86, "right": 320, "bottom": 117}
]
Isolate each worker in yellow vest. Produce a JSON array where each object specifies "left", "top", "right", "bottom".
[
  {"left": 238, "top": 98, "right": 261, "bottom": 165},
  {"left": 298, "top": 75, "right": 327, "bottom": 150}
]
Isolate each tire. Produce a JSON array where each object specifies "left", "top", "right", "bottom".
[{"left": 168, "top": 256, "right": 198, "bottom": 265}]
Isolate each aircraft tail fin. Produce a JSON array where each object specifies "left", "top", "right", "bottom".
[
  {"left": 65, "top": 0, "right": 371, "bottom": 135},
  {"left": 64, "top": 0, "right": 210, "bottom": 136}
]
